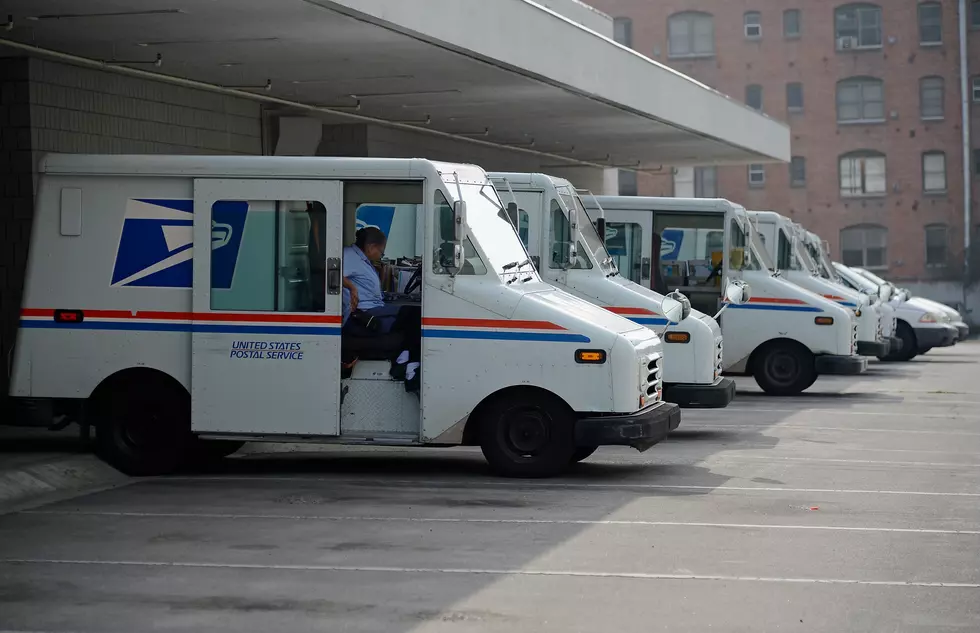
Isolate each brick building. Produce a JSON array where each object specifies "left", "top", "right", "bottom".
[{"left": 590, "top": 0, "right": 979, "bottom": 283}]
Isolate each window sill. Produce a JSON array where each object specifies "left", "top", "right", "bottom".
[
  {"left": 790, "top": 183, "right": 807, "bottom": 189},
  {"left": 925, "top": 263, "right": 949, "bottom": 268},
  {"left": 921, "top": 116, "right": 946, "bottom": 122},
  {"left": 784, "top": 34, "right": 801, "bottom": 40},
  {"left": 748, "top": 183, "right": 766, "bottom": 189},
  {"left": 745, "top": 36, "right": 762, "bottom": 42},
  {"left": 836, "top": 45, "right": 883, "bottom": 53},
  {"left": 841, "top": 193, "right": 887, "bottom": 199},
  {"left": 923, "top": 190, "right": 948, "bottom": 196},
  {"left": 920, "top": 41, "right": 944, "bottom": 47},
  {"left": 788, "top": 107, "right": 804, "bottom": 115},
  {"left": 838, "top": 119, "right": 887, "bottom": 126},
  {"left": 668, "top": 53, "right": 716, "bottom": 60}
]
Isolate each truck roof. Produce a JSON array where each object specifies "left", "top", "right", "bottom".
[
  {"left": 36, "top": 154, "right": 479, "bottom": 181},
  {"left": 585, "top": 196, "right": 739, "bottom": 213}
]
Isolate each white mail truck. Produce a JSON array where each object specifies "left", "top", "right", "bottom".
[
  {"left": 747, "top": 211, "right": 889, "bottom": 358},
  {"left": 488, "top": 172, "right": 744, "bottom": 408},
  {"left": 584, "top": 196, "right": 867, "bottom": 395},
  {"left": 7, "top": 155, "right": 682, "bottom": 477}
]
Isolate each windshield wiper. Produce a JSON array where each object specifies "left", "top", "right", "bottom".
[
  {"left": 503, "top": 259, "right": 530, "bottom": 271},
  {"left": 504, "top": 259, "right": 535, "bottom": 284}
]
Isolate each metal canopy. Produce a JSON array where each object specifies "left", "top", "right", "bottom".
[{"left": 0, "top": 0, "right": 791, "bottom": 170}]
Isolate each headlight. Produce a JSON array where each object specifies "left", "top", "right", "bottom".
[{"left": 919, "top": 313, "right": 939, "bottom": 323}]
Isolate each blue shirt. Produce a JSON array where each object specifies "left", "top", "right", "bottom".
[{"left": 343, "top": 245, "right": 385, "bottom": 313}]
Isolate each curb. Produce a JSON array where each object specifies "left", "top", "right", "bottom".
[{"left": 0, "top": 454, "right": 130, "bottom": 513}]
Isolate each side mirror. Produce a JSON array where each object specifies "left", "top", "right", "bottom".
[
  {"left": 452, "top": 200, "right": 467, "bottom": 241},
  {"left": 505, "top": 202, "right": 519, "bottom": 228},
  {"left": 724, "top": 279, "right": 750, "bottom": 306},
  {"left": 878, "top": 285, "right": 888, "bottom": 302},
  {"left": 663, "top": 290, "right": 691, "bottom": 323},
  {"left": 567, "top": 204, "right": 580, "bottom": 262}
]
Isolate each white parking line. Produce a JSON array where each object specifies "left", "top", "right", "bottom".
[
  {"left": 717, "top": 455, "right": 980, "bottom": 468},
  {"left": 725, "top": 408, "right": 980, "bottom": 420},
  {"left": 160, "top": 476, "right": 980, "bottom": 497},
  {"left": 23, "top": 510, "right": 980, "bottom": 535},
  {"left": 684, "top": 424, "right": 980, "bottom": 436},
  {"left": 3, "top": 558, "right": 978, "bottom": 588}
]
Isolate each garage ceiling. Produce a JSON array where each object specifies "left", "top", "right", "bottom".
[{"left": 0, "top": 0, "right": 792, "bottom": 170}]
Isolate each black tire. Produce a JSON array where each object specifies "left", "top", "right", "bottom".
[
  {"left": 571, "top": 446, "right": 599, "bottom": 463},
  {"left": 190, "top": 439, "right": 245, "bottom": 462},
  {"left": 479, "top": 391, "right": 576, "bottom": 478},
  {"left": 752, "top": 341, "right": 817, "bottom": 396},
  {"left": 881, "top": 322, "right": 916, "bottom": 362},
  {"left": 94, "top": 379, "right": 191, "bottom": 476}
]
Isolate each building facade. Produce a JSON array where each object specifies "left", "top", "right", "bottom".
[{"left": 592, "top": 0, "right": 979, "bottom": 284}]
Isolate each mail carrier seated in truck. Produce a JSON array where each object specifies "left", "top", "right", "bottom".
[{"left": 7, "top": 155, "right": 682, "bottom": 478}]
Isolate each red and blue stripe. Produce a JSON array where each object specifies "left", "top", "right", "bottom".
[
  {"left": 728, "top": 297, "right": 823, "bottom": 313},
  {"left": 20, "top": 310, "right": 590, "bottom": 343}
]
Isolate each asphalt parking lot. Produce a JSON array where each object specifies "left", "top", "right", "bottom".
[{"left": 1, "top": 343, "right": 979, "bottom": 632}]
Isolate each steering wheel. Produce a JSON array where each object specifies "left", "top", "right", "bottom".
[
  {"left": 404, "top": 264, "right": 422, "bottom": 294},
  {"left": 705, "top": 261, "right": 723, "bottom": 285}
]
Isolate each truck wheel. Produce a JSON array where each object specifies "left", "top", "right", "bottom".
[
  {"left": 94, "top": 381, "right": 191, "bottom": 476},
  {"left": 479, "top": 391, "right": 576, "bottom": 478},
  {"left": 190, "top": 439, "right": 245, "bottom": 463},
  {"left": 753, "top": 342, "right": 817, "bottom": 396},
  {"left": 881, "top": 322, "right": 916, "bottom": 362},
  {"left": 571, "top": 446, "right": 599, "bottom": 463}
]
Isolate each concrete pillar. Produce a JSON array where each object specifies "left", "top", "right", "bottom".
[{"left": 0, "top": 58, "right": 34, "bottom": 393}]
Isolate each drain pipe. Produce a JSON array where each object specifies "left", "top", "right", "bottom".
[{"left": 960, "top": 0, "right": 972, "bottom": 306}]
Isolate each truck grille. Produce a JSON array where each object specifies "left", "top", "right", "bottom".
[
  {"left": 715, "top": 336, "right": 724, "bottom": 379},
  {"left": 643, "top": 353, "right": 663, "bottom": 402}
]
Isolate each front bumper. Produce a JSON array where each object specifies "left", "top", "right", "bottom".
[
  {"left": 955, "top": 323, "right": 970, "bottom": 340},
  {"left": 663, "top": 377, "right": 736, "bottom": 409},
  {"left": 888, "top": 336, "right": 903, "bottom": 353},
  {"left": 575, "top": 401, "right": 681, "bottom": 452},
  {"left": 857, "top": 339, "right": 889, "bottom": 357},
  {"left": 914, "top": 326, "right": 956, "bottom": 351},
  {"left": 815, "top": 354, "right": 867, "bottom": 375}
]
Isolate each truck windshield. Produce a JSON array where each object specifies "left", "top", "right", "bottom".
[{"left": 454, "top": 181, "right": 537, "bottom": 276}]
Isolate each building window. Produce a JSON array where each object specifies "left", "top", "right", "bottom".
[
  {"left": 696, "top": 167, "right": 717, "bottom": 197},
  {"left": 613, "top": 17, "right": 633, "bottom": 48},
  {"left": 786, "top": 82, "right": 804, "bottom": 112},
  {"left": 973, "top": 0, "right": 980, "bottom": 28},
  {"left": 790, "top": 157, "right": 807, "bottom": 187},
  {"left": 837, "top": 77, "right": 885, "bottom": 123},
  {"left": 923, "top": 151, "right": 947, "bottom": 193},
  {"left": 841, "top": 225, "right": 887, "bottom": 269},
  {"left": 835, "top": 4, "right": 883, "bottom": 50},
  {"left": 746, "top": 84, "right": 763, "bottom": 111},
  {"left": 748, "top": 164, "right": 766, "bottom": 187},
  {"left": 839, "top": 151, "right": 887, "bottom": 197},
  {"left": 920, "top": 76, "right": 945, "bottom": 119},
  {"left": 918, "top": 3, "right": 943, "bottom": 44},
  {"left": 925, "top": 224, "right": 949, "bottom": 266},
  {"left": 784, "top": 9, "right": 801, "bottom": 38},
  {"left": 673, "top": 167, "right": 717, "bottom": 198},
  {"left": 744, "top": 11, "right": 762, "bottom": 39},
  {"left": 668, "top": 11, "right": 716, "bottom": 57},
  {"left": 619, "top": 169, "right": 638, "bottom": 196},
  {"left": 973, "top": 77, "right": 980, "bottom": 102}
]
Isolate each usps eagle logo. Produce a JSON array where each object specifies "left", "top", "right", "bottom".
[{"left": 110, "top": 199, "right": 247, "bottom": 288}]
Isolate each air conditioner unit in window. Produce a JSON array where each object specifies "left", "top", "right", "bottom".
[{"left": 837, "top": 36, "right": 859, "bottom": 50}]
